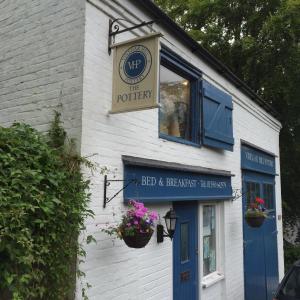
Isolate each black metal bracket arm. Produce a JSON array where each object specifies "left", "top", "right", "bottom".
[
  {"left": 103, "top": 175, "right": 139, "bottom": 208},
  {"left": 108, "top": 18, "right": 155, "bottom": 55},
  {"left": 232, "top": 188, "right": 246, "bottom": 201},
  {"left": 157, "top": 224, "right": 170, "bottom": 243}
]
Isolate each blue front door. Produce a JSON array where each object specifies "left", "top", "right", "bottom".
[
  {"left": 243, "top": 171, "right": 279, "bottom": 300},
  {"left": 173, "top": 202, "right": 198, "bottom": 300}
]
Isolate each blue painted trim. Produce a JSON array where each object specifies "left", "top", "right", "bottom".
[
  {"left": 161, "top": 45, "right": 202, "bottom": 78},
  {"left": 159, "top": 133, "right": 200, "bottom": 148},
  {"left": 202, "top": 80, "right": 234, "bottom": 151},
  {"left": 125, "top": 195, "right": 233, "bottom": 203},
  {"left": 124, "top": 164, "right": 233, "bottom": 203},
  {"left": 173, "top": 202, "right": 199, "bottom": 300},
  {"left": 203, "top": 81, "right": 233, "bottom": 108},
  {"left": 242, "top": 169, "right": 279, "bottom": 300},
  {"left": 202, "top": 138, "right": 234, "bottom": 152},
  {"left": 241, "top": 144, "right": 276, "bottom": 175}
]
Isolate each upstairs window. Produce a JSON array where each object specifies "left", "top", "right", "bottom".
[
  {"left": 159, "top": 47, "right": 235, "bottom": 152},
  {"left": 160, "top": 66, "right": 191, "bottom": 141},
  {"left": 159, "top": 47, "right": 201, "bottom": 146}
]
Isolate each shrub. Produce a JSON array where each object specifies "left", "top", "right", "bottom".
[
  {"left": 0, "top": 113, "right": 93, "bottom": 300},
  {"left": 284, "top": 239, "right": 300, "bottom": 271}
]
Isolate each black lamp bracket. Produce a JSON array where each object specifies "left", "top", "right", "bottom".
[
  {"left": 156, "top": 224, "right": 170, "bottom": 243},
  {"left": 157, "top": 224, "right": 172, "bottom": 243},
  {"left": 108, "top": 18, "right": 156, "bottom": 55},
  {"left": 103, "top": 175, "right": 139, "bottom": 208}
]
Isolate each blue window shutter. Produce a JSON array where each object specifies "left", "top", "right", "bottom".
[{"left": 202, "top": 80, "right": 234, "bottom": 151}]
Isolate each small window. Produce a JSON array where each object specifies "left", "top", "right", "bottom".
[
  {"left": 246, "top": 181, "right": 260, "bottom": 207},
  {"left": 201, "top": 203, "right": 224, "bottom": 287},
  {"left": 180, "top": 223, "right": 189, "bottom": 262},
  {"left": 263, "top": 183, "right": 274, "bottom": 210},
  {"left": 203, "top": 205, "right": 216, "bottom": 276},
  {"left": 160, "top": 66, "right": 191, "bottom": 141}
]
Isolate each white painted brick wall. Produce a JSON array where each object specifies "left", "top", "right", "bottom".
[
  {"left": 0, "top": 0, "right": 85, "bottom": 144},
  {"left": 80, "top": 1, "right": 283, "bottom": 300},
  {"left": 0, "top": 0, "right": 284, "bottom": 299}
]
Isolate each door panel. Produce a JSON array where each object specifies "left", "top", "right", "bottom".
[
  {"left": 263, "top": 183, "right": 279, "bottom": 300},
  {"left": 173, "top": 202, "right": 198, "bottom": 300},
  {"left": 243, "top": 171, "right": 279, "bottom": 300}
]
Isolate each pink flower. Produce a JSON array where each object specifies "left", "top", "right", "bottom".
[
  {"left": 135, "top": 209, "right": 145, "bottom": 218},
  {"left": 141, "top": 207, "right": 148, "bottom": 213},
  {"left": 149, "top": 211, "right": 158, "bottom": 220},
  {"left": 134, "top": 202, "right": 145, "bottom": 209},
  {"left": 134, "top": 220, "right": 139, "bottom": 225}
]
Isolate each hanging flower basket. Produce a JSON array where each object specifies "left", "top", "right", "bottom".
[
  {"left": 245, "top": 197, "right": 267, "bottom": 228},
  {"left": 122, "top": 230, "right": 153, "bottom": 248},
  {"left": 101, "top": 200, "right": 158, "bottom": 249},
  {"left": 245, "top": 215, "right": 266, "bottom": 228}
]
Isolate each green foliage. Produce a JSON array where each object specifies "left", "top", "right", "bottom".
[
  {"left": 284, "top": 239, "right": 300, "bottom": 271},
  {"left": 245, "top": 210, "right": 266, "bottom": 218},
  {"left": 0, "top": 113, "right": 94, "bottom": 300},
  {"left": 155, "top": 0, "right": 300, "bottom": 225}
]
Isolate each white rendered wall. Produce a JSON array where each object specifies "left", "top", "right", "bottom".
[
  {"left": 80, "top": 1, "right": 283, "bottom": 300},
  {"left": 0, "top": 0, "right": 85, "bottom": 144}
]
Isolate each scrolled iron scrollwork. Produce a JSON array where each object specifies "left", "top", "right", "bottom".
[{"left": 108, "top": 18, "right": 156, "bottom": 55}]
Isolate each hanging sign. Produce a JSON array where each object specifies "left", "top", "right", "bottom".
[{"left": 110, "top": 33, "right": 162, "bottom": 114}]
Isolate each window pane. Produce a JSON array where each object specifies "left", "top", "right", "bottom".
[
  {"left": 180, "top": 223, "right": 189, "bottom": 262},
  {"left": 282, "top": 267, "right": 300, "bottom": 296},
  {"left": 263, "top": 183, "right": 274, "bottom": 209},
  {"left": 203, "top": 205, "right": 216, "bottom": 276},
  {"left": 246, "top": 182, "right": 260, "bottom": 207},
  {"left": 159, "top": 65, "right": 191, "bottom": 141}
]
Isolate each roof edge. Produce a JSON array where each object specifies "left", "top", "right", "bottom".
[{"left": 131, "top": 0, "right": 280, "bottom": 121}]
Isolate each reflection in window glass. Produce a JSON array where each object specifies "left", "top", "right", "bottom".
[
  {"left": 180, "top": 223, "right": 189, "bottom": 262},
  {"left": 203, "top": 205, "right": 216, "bottom": 276},
  {"left": 246, "top": 182, "right": 260, "bottom": 207},
  {"left": 263, "top": 184, "right": 274, "bottom": 209},
  {"left": 159, "top": 66, "right": 191, "bottom": 141},
  {"left": 282, "top": 267, "right": 300, "bottom": 297}
]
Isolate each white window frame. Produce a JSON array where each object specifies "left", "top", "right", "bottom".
[{"left": 199, "top": 202, "right": 225, "bottom": 288}]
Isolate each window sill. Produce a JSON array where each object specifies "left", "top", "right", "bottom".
[
  {"left": 159, "top": 133, "right": 200, "bottom": 148},
  {"left": 202, "top": 272, "right": 224, "bottom": 288}
]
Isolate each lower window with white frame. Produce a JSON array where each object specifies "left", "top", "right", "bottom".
[{"left": 201, "top": 203, "right": 225, "bottom": 288}]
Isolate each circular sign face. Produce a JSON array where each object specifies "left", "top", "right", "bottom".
[{"left": 119, "top": 45, "right": 152, "bottom": 85}]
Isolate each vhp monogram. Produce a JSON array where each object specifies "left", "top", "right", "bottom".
[
  {"left": 119, "top": 45, "right": 152, "bottom": 85},
  {"left": 127, "top": 59, "right": 142, "bottom": 70}
]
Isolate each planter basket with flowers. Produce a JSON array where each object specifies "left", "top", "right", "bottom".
[
  {"left": 102, "top": 200, "right": 158, "bottom": 248},
  {"left": 245, "top": 197, "right": 267, "bottom": 228}
]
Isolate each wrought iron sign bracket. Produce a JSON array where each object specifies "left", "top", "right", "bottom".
[
  {"left": 108, "top": 18, "right": 156, "bottom": 55},
  {"left": 103, "top": 175, "right": 139, "bottom": 208},
  {"left": 232, "top": 188, "right": 246, "bottom": 201}
]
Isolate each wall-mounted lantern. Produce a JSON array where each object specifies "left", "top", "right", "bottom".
[{"left": 157, "top": 208, "right": 177, "bottom": 243}]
